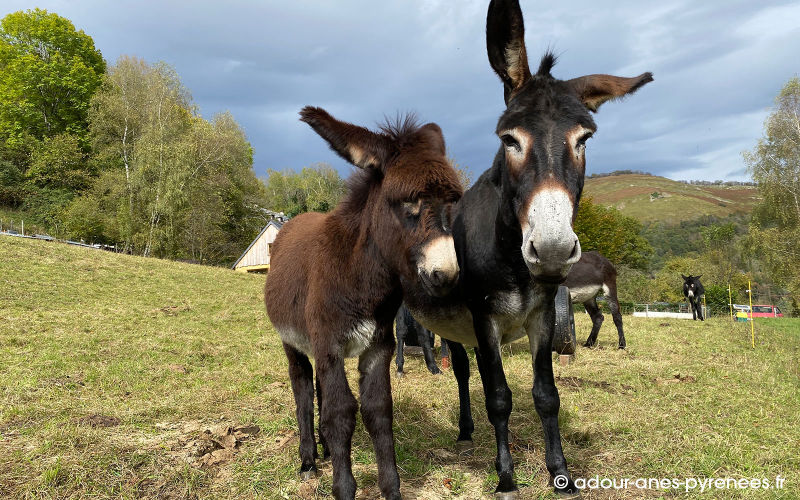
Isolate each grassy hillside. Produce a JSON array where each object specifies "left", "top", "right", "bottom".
[
  {"left": 584, "top": 174, "right": 760, "bottom": 223},
  {"left": 1, "top": 236, "right": 798, "bottom": 499}
]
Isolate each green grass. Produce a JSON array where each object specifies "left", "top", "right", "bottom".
[
  {"left": 1, "top": 236, "right": 798, "bottom": 499},
  {"left": 584, "top": 174, "right": 760, "bottom": 223}
]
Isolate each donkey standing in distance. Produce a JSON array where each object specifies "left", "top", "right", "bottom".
[
  {"left": 264, "top": 107, "right": 463, "bottom": 500},
  {"left": 563, "top": 251, "right": 626, "bottom": 349},
  {"left": 682, "top": 274, "right": 705, "bottom": 321},
  {"left": 402, "top": 0, "right": 653, "bottom": 497}
]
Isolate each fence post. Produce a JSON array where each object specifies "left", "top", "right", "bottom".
[
  {"left": 747, "top": 281, "right": 754, "bottom": 348},
  {"left": 727, "top": 284, "right": 733, "bottom": 321}
]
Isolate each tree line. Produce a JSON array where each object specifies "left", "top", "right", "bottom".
[
  {"left": 1, "top": 10, "right": 797, "bottom": 311},
  {"left": 0, "top": 9, "right": 349, "bottom": 265}
]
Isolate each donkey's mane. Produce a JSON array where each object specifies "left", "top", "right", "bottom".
[
  {"left": 336, "top": 113, "right": 423, "bottom": 216},
  {"left": 537, "top": 51, "right": 557, "bottom": 76},
  {"left": 379, "top": 113, "right": 421, "bottom": 148}
]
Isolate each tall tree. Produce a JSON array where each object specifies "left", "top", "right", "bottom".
[
  {"left": 263, "top": 164, "right": 345, "bottom": 216},
  {"left": 743, "top": 77, "right": 800, "bottom": 307},
  {"left": 86, "top": 56, "right": 264, "bottom": 263},
  {"left": 573, "top": 197, "right": 652, "bottom": 269},
  {"left": 0, "top": 9, "right": 105, "bottom": 145}
]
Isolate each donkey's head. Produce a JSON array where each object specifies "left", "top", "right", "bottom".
[
  {"left": 681, "top": 274, "right": 702, "bottom": 298},
  {"left": 487, "top": 0, "right": 653, "bottom": 282},
  {"left": 300, "top": 107, "right": 463, "bottom": 297}
]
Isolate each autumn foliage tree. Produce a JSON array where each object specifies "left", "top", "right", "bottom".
[
  {"left": 573, "top": 196, "right": 652, "bottom": 269},
  {"left": 743, "top": 77, "right": 800, "bottom": 307}
]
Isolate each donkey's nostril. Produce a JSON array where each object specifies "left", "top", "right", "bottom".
[
  {"left": 568, "top": 240, "right": 579, "bottom": 260},
  {"left": 528, "top": 241, "right": 540, "bottom": 262},
  {"left": 431, "top": 270, "right": 443, "bottom": 285}
]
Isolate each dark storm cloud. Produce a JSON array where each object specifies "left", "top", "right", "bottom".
[{"left": 4, "top": 0, "right": 799, "bottom": 181}]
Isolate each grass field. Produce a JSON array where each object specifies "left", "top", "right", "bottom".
[
  {"left": 1, "top": 236, "right": 798, "bottom": 499},
  {"left": 583, "top": 175, "right": 759, "bottom": 223}
]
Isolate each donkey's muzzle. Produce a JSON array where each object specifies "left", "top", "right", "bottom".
[
  {"left": 418, "top": 235, "right": 459, "bottom": 297},
  {"left": 523, "top": 234, "right": 581, "bottom": 282},
  {"left": 521, "top": 188, "right": 581, "bottom": 281}
]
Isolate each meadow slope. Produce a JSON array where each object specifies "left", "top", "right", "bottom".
[
  {"left": 0, "top": 236, "right": 798, "bottom": 499},
  {"left": 583, "top": 175, "right": 759, "bottom": 223}
]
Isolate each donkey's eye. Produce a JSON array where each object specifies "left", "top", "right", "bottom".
[
  {"left": 403, "top": 200, "right": 421, "bottom": 218},
  {"left": 500, "top": 134, "right": 521, "bottom": 153},
  {"left": 576, "top": 132, "right": 593, "bottom": 149}
]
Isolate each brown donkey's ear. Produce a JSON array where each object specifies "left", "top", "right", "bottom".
[
  {"left": 300, "top": 106, "right": 390, "bottom": 169},
  {"left": 567, "top": 72, "right": 654, "bottom": 112},
  {"left": 486, "top": 0, "right": 531, "bottom": 104},
  {"left": 418, "top": 123, "right": 446, "bottom": 156}
]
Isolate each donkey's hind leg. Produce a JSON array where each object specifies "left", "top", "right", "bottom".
[
  {"left": 283, "top": 343, "right": 318, "bottom": 479},
  {"left": 583, "top": 298, "right": 604, "bottom": 347},
  {"left": 315, "top": 374, "right": 330, "bottom": 460},
  {"left": 419, "top": 326, "right": 441, "bottom": 375},
  {"left": 395, "top": 316, "right": 407, "bottom": 375},
  {"left": 358, "top": 333, "right": 401, "bottom": 500},
  {"left": 606, "top": 284, "right": 626, "bottom": 349},
  {"left": 316, "top": 351, "right": 358, "bottom": 499}
]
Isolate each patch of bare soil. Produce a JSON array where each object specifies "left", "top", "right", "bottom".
[
  {"left": 653, "top": 373, "right": 696, "bottom": 385},
  {"left": 151, "top": 304, "right": 192, "bottom": 317},
  {"left": 556, "top": 376, "right": 634, "bottom": 393},
  {"left": 42, "top": 374, "right": 85, "bottom": 389},
  {"left": 77, "top": 414, "right": 120, "bottom": 428},
  {"left": 174, "top": 423, "right": 261, "bottom": 467}
]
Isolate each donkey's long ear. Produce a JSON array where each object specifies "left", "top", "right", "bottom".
[
  {"left": 419, "top": 123, "right": 446, "bottom": 156},
  {"left": 300, "top": 106, "right": 390, "bottom": 169},
  {"left": 567, "top": 73, "right": 653, "bottom": 112},
  {"left": 487, "top": 0, "right": 531, "bottom": 103},
  {"left": 681, "top": 274, "right": 688, "bottom": 280}
]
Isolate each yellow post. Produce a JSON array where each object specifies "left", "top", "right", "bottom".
[
  {"left": 727, "top": 284, "right": 733, "bottom": 321},
  {"left": 748, "top": 280, "right": 754, "bottom": 348}
]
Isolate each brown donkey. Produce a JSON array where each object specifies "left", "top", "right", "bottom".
[{"left": 264, "top": 107, "right": 463, "bottom": 500}]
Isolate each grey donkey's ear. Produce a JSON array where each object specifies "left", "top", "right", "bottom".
[
  {"left": 566, "top": 72, "right": 654, "bottom": 112},
  {"left": 486, "top": 0, "right": 531, "bottom": 104},
  {"left": 300, "top": 106, "right": 391, "bottom": 170}
]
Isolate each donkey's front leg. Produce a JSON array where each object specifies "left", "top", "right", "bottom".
[
  {"left": 473, "top": 314, "right": 517, "bottom": 498},
  {"left": 446, "top": 340, "right": 474, "bottom": 446},
  {"left": 358, "top": 330, "right": 401, "bottom": 500},
  {"left": 283, "top": 343, "right": 318, "bottom": 479},
  {"left": 316, "top": 350, "right": 358, "bottom": 500},
  {"left": 528, "top": 285, "right": 579, "bottom": 498}
]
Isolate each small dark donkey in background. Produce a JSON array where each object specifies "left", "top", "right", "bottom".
[
  {"left": 403, "top": 0, "right": 652, "bottom": 496},
  {"left": 395, "top": 304, "right": 449, "bottom": 375},
  {"left": 264, "top": 107, "right": 463, "bottom": 500},
  {"left": 682, "top": 274, "right": 705, "bottom": 321},
  {"left": 563, "top": 251, "right": 626, "bottom": 349}
]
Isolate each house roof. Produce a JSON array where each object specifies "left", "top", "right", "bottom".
[{"left": 231, "top": 219, "right": 284, "bottom": 269}]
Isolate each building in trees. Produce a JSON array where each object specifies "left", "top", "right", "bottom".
[{"left": 231, "top": 216, "right": 287, "bottom": 273}]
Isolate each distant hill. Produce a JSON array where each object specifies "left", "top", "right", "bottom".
[{"left": 583, "top": 174, "right": 760, "bottom": 223}]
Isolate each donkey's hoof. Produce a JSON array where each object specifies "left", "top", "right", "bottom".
[
  {"left": 299, "top": 468, "right": 319, "bottom": 481},
  {"left": 494, "top": 490, "right": 519, "bottom": 500},
  {"left": 396, "top": 370, "right": 405, "bottom": 378},
  {"left": 555, "top": 489, "right": 581, "bottom": 499},
  {"left": 455, "top": 440, "right": 474, "bottom": 454}
]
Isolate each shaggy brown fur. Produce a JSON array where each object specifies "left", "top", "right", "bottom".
[{"left": 264, "top": 106, "right": 462, "bottom": 500}]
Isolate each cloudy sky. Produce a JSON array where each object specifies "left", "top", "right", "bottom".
[{"left": 4, "top": 0, "right": 800, "bottom": 181}]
